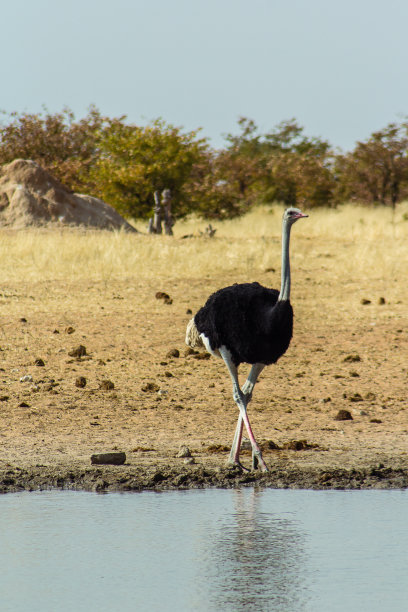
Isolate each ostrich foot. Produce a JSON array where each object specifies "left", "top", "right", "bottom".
[
  {"left": 252, "top": 451, "right": 269, "bottom": 472},
  {"left": 226, "top": 458, "right": 250, "bottom": 472}
]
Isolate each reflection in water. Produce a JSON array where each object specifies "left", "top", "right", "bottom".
[{"left": 203, "top": 488, "right": 308, "bottom": 611}]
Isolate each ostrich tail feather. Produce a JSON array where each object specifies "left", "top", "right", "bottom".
[{"left": 185, "top": 317, "right": 203, "bottom": 348}]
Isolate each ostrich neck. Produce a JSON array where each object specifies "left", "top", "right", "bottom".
[{"left": 278, "top": 220, "right": 292, "bottom": 302}]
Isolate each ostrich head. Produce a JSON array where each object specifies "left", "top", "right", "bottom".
[{"left": 283, "top": 207, "right": 308, "bottom": 224}]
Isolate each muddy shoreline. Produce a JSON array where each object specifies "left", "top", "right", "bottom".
[{"left": 1, "top": 460, "right": 407, "bottom": 494}]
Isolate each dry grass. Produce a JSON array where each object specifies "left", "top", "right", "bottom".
[{"left": 0, "top": 203, "right": 407, "bottom": 285}]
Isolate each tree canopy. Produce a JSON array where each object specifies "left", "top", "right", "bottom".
[{"left": 1, "top": 107, "right": 407, "bottom": 220}]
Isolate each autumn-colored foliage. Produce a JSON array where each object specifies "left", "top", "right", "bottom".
[{"left": 1, "top": 107, "right": 408, "bottom": 220}]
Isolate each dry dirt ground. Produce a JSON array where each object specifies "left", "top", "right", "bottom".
[{"left": 0, "top": 258, "right": 407, "bottom": 493}]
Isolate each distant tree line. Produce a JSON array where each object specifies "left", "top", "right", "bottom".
[{"left": 1, "top": 106, "right": 408, "bottom": 219}]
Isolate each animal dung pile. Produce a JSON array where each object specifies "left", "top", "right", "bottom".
[{"left": 0, "top": 159, "right": 137, "bottom": 231}]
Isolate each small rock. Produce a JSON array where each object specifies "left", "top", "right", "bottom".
[
  {"left": 365, "top": 391, "right": 376, "bottom": 401},
  {"left": 65, "top": 326, "right": 75, "bottom": 334},
  {"left": 166, "top": 348, "right": 180, "bottom": 358},
  {"left": 75, "top": 376, "right": 87, "bottom": 388},
  {"left": 378, "top": 297, "right": 386, "bottom": 305},
  {"left": 361, "top": 298, "right": 371, "bottom": 305},
  {"left": 164, "top": 371, "right": 173, "bottom": 378},
  {"left": 184, "top": 347, "right": 197, "bottom": 356},
  {"left": 20, "top": 375, "right": 33, "bottom": 383},
  {"left": 370, "top": 418, "right": 383, "bottom": 424},
  {"left": 264, "top": 440, "right": 280, "bottom": 450},
  {"left": 0, "top": 395, "right": 9, "bottom": 402},
  {"left": 141, "top": 382, "right": 160, "bottom": 392},
  {"left": 99, "top": 380, "right": 115, "bottom": 390},
  {"left": 349, "top": 371, "right": 360, "bottom": 377},
  {"left": 348, "top": 392, "right": 363, "bottom": 402},
  {"left": 186, "top": 308, "right": 193, "bottom": 315},
  {"left": 91, "top": 452, "right": 126, "bottom": 465},
  {"left": 68, "top": 345, "right": 87, "bottom": 358},
  {"left": 184, "top": 457, "right": 195, "bottom": 465},
  {"left": 155, "top": 291, "right": 173, "bottom": 304},
  {"left": 177, "top": 445, "right": 192, "bottom": 458},
  {"left": 343, "top": 354, "right": 361, "bottom": 363},
  {"left": 20, "top": 317, "right": 27, "bottom": 323},
  {"left": 193, "top": 352, "right": 210, "bottom": 360},
  {"left": 282, "top": 440, "right": 315, "bottom": 451},
  {"left": 34, "top": 358, "right": 45, "bottom": 367},
  {"left": 19, "top": 401, "right": 30, "bottom": 408},
  {"left": 334, "top": 409, "right": 353, "bottom": 421}
]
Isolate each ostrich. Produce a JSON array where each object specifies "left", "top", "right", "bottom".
[{"left": 185, "top": 207, "right": 308, "bottom": 472}]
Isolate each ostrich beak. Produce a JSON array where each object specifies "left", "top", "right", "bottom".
[{"left": 295, "top": 211, "right": 308, "bottom": 219}]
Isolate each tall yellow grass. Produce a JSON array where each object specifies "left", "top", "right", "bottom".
[{"left": 0, "top": 203, "right": 406, "bottom": 283}]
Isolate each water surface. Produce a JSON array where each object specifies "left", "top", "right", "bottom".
[{"left": 1, "top": 488, "right": 407, "bottom": 611}]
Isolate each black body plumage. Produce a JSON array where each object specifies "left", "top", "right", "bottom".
[{"left": 194, "top": 281, "right": 293, "bottom": 366}]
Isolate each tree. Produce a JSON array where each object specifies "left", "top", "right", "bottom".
[
  {"left": 335, "top": 122, "right": 408, "bottom": 208},
  {"left": 0, "top": 106, "right": 109, "bottom": 191},
  {"left": 87, "top": 119, "right": 209, "bottom": 218}
]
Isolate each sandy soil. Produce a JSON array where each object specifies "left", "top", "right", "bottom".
[{"left": 0, "top": 265, "right": 407, "bottom": 493}]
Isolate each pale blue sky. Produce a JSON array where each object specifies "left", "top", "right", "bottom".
[{"left": 1, "top": 0, "right": 408, "bottom": 150}]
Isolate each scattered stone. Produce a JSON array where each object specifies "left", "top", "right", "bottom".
[
  {"left": 378, "top": 297, "right": 386, "bottom": 305},
  {"left": 321, "top": 397, "right": 332, "bottom": 403},
  {"left": 166, "top": 348, "right": 180, "bottom": 358},
  {"left": 19, "top": 402, "right": 30, "bottom": 408},
  {"left": 282, "top": 440, "right": 317, "bottom": 451},
  {"left": 155, "top": 291, "right": 173, "bottom": 304},
  {"left": 20, "top": 317, "right": 27, "bottom": 323},
  {"left": 186, "top": 308, "right": 193, "bottom": 314},
  {"left": 193, "top": 352, "right": 211, "bottom": 360},
  {"left": 68, "top": 345, "right": 87, "bottom": 358},
  {"left": 177, "top": 445, "right": 192, "bottom": 458},
  {"left": 184, "top": 347, "right": 197, "bottom": 356},
  {"left": 365, "top": 391, "right": 376, "bottom": 401},
  {"left": 263, "top": 440, "right": 280, "bottom": 450},
  {"left": 361, "top": 298, "right": 371, "bottom": 305},
  {"left": 97, "top": 359, "right": 106, "bottom": 366},
  {"left": 141, "top": 382, "right": 160, "bottom": 393},
  {"left": 349, "top": 371, "right": 360, "bottom": 377},
  {"left": 0, "top": 395, "right": 9, "bottom": 401},
  {"left": 65, "top": 326, "right": 75, "bottom": 334},
  {"left": 164, "top": 371, "right": 173, "bottom": 378},
  {"left": 90, "top": 452, "right": 126, "bottom": 465},
  {"left": 34, "top": 358, "right": 45, "bottom": 367},
  {"left": 348, "top": 392, "right": 364, "bottom": 402},
  {"left": 75, "top": 376, "right": 87, "bottom": 388},
  {"left": 370, "top": 418, "right": 383, "bottom": 424},
  {"left": 335, "top": 409, "right": 353, "bottom": 421},
  {"left": 20, "top": 375, "right": 33, "bottom": 383},
  {"left": 99, "top": 380, "right": 115, "bottom": 390},
  {"left": 343, "top": 354, "right": 361, "bottom": 363},
  {"left": 53, "top": 329, "right": 60, "bottom": 334},
  {"left": 184, "top": 457, "right": 195, "bottom": 465}
]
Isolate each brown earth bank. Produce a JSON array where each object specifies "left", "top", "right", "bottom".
[{"left": 0, "top": 267, "right": 407, "bottom": 494}]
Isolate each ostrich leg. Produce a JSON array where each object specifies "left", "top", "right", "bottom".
[
  {"left": 229, "top": 363, "right": 265, "bottom": 470},
  {"left": 219, "top": 347, "right": 268, "bottom": 472}
]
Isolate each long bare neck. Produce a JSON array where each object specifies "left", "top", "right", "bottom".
[{"left": 278, "top": 219, "right": 292, "bottom": 301}]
